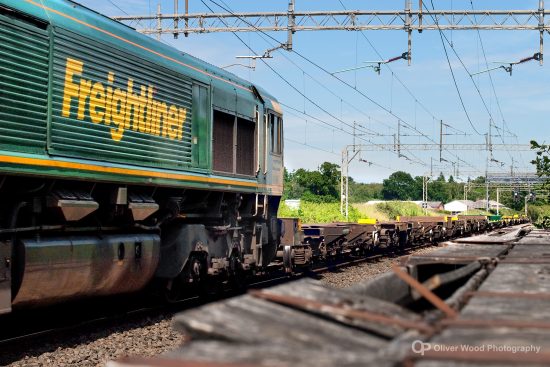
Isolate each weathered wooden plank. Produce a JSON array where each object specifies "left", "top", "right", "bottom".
[
  {"left": 163, "top": 340, "right": 387, "bottom": 367},
  {"left": 172, "top": 292, "right": 387, "bottom": 351},
  {"left": 477, "top": 264, "right": 550, "bottom": 294},
  {"left": 405, "top": 244, "right": 508, "bottom": 266},
  {"left": 506, "top": 244, "right": 550, "bottom": 258},
  {"left": 414, "top": 244, "right": 508, "bottom": 258},
  {"left": 517, "top": 235, "right": 550, "bottom": 245},
  {"left": 252, "top": 279, "right": 426, "bottom": 337},
  {"left": 459, "top": 297, "right": 550, "bottom": 322},
  {"left": 268, "top": 278, "right": 418, "bottom": 319},
  {"left": 454, "top": 225, "right": 531, "bottom": 244}
]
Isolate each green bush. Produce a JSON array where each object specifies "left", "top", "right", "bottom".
[
  {"left": 374, "top": 201, "right": 445, "bottom": 219},
  {"left": 536, "top": 216, "right": 550, "bottom": 229},
  {"left": 278, "top": 200, "right": 449, "bottom": 223},
  {"left": 527, "top": 205, "right": 550, "bottom": 228},
  {"left": 278, "top": 201, "right": 361, "bottom": 223}
]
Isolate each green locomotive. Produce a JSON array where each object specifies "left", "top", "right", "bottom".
[{"left": 0, "top": 0, "right": 284, "bottom": 313}]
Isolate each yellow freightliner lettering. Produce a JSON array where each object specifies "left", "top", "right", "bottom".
[{"left": 62, "top": 57, "right": 188, "bottom": 142}]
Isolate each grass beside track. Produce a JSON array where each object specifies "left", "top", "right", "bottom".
[{"left": 278, "top": 201, "right": 448, "bottom": 223}]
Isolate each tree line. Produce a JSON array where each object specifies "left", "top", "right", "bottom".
[
  {"left": 283, "top": 162, "right": 517, "bottom": 207},
  {"left": 283, "top": 142, "right": 550, "bottom": 219}
]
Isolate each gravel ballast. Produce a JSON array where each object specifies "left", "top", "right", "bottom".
[
  {"left": 2, "top": 314, "right": 183, "bottom": 367},
  {"left": 319, "top": 245, "right": 439, "bottom": 288}
]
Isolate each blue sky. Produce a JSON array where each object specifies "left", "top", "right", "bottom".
[{"left": 78, "top": 0, "right": 548, "bottom": 183}]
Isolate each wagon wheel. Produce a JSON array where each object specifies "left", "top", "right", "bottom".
[
  {"left": 398, "top": 231, "right": 409, "bottom": 247},
  {"left": 319, "top": 242, "right": 327, "bottom": 259}
]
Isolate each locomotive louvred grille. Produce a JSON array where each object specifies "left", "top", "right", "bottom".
[
  {"left": 0, "top": 15, "right": 49, "bottom": 154},
  {"left": 212, "top": 110, "right": 234, "bottom": 173},
  {"left": 236, "top": 117, "right": 255, "bottom": 176}
]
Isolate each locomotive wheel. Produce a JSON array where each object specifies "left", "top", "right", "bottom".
[
  {"left": 190, "top": 257, "right": 204, "bottom": 284},
  {"left": 164, "top": 277, "right": 184, "bottom": 303},
  {"left": 229, "top": 251, "right": 246, "bottom": 291},
  {"left": 164, "top": 255, "right": 210, "bottom": 303}
]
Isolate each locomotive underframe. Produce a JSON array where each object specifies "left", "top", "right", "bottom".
[{"left": 0, "top": 174, "right": 280, "bottom": 313}]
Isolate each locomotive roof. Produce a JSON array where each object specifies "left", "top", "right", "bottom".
[{"left": 5, "top": 0, "right": 281, "bottom": 111}]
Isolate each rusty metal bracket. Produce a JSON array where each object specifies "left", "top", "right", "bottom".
[
  {"left": 466, "top": 290, "right": 550, "bottom": 300},
  {"left": 249, "top": 289, "right": 434, "bottom": 333},
  {"left": 441, "top": 318, "right": 550, "bottom": 329},
  {"left": 501, "top": 258, "right": 550, "bottom": 264},
  {"left": 391, "top": 264, "right": 458, "bottom": 318}
]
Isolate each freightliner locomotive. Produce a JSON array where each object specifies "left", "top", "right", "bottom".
[{"left": 0, "top": 0, "right": 284, "bottom": 313}]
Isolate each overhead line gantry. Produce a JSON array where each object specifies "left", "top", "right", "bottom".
[{"left": 114, "top": 0, "right": 549, "bottom": 65}]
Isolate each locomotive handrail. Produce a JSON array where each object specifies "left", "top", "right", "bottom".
[{"left": 264, "top": 114, "right": 268, "bottom": 175}]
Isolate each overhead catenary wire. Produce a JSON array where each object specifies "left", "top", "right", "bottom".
[
  {"left": 203, "top": 0, "right": 497, "bottom": 176},
  {"left": 284, "top": 137, "right": 338, "bottom": 156},
  {"left": 205, "top": 0, "right": 491, "bottom": 171},
  {"left": 352, "top": 25, "right": 479, "bottom": 168},
  {"left": 424, "top": 0, "right": 518, "bottom": 175},
  {"left": 283, "top": 9, "right": 484, "bottom": 173},
  {"left": 216, "top": 0, "right": 426, "bottom": 170},
  {"left": 201, "top": 0, "right": 430, "bottom": 167},
  {"left": 469, "top": 0, "right": 526, "bottom": 169},
  {"left": 282, "top": 101, "right": 395, "bottom": 170},
  {"left": 282, "top": 103, "right": 424, "bottom": 167},
  {"left": 425, "top": 1, "right": 519, "bottom": 143},
  {"left": 336, "top": 3, "right": 470, "bottom": 138},
  {"left": 212, "top": 2, "right": 398, "bottom": 173},
  {"left": 254, "top": 31, "right": 395, "bottom": 133},
  {"left": 282, "top": 104, "right": 365, "bottom": 144},
  {"left": 283, "top": 104, "right": 424, "bottom": 170},
  {"left": 336, "top": 0, "right": 484, "bottom": 174},
  {"left": 108, "top": 0, "right": 174, "bottom": 47},
  {"left": 285, "top": 137, "right": 394, "bottom": 172},
  {"left": 422, "top": 0, "right": 483, "bottom": 136}
]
